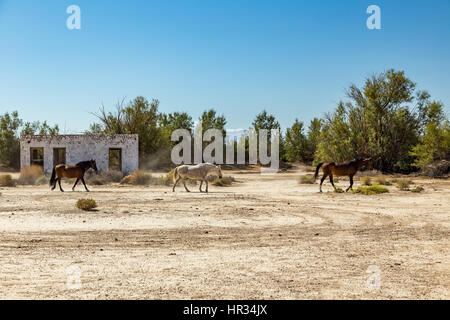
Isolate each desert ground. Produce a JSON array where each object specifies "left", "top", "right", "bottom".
[{"left": 0, "top": 167, "right": 449, "bottom": 299}]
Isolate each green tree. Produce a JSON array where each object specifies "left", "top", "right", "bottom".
[
  {"left": 92, "top": 96, "right": 162, "bottom": 164},
  {"left": 21, "top": 121, "right": 59, "bottom": 135},
  {"left": 306, "top": 118, "right": 322, "bottom": 163},
  {"left": 316, "top": 69, "right": 423, "bottom": 172},
  {"left": 0, "top": 111, "right": 22, "bottom": 168},
  {"left": 410, "top": 102, "right": 450, "bottom": 168},
  {"left": 284, "top": 119, "right": 308, "bottom": 162}
]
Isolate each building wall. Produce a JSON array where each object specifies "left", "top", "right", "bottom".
[{"left": 20, "top": 134, "right": 139, "bottom": 174}]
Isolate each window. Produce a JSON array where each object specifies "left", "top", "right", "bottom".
[
  {"left": 109, "top": 148, "right": 122, "bottom": 171},
  {"left": 30, "top": 147, "right": 44, "bottom": 167},
  {"left": 53, "top": 148, "right": 66, "bottom": 166}
]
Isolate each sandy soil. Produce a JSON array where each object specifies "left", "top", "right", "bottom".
[{"left": 0, "top": 168, "right": 449, "bottom": 299}]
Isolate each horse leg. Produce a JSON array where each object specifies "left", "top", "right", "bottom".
[
  {"left": 172, "top": 177, "right": 180, "bottom": 192},
  {"left": 319, "top": 173, "right": 328, "bottom": 193},
  {"left": 183, "top": 179, "right": 190, "bottom": 192},
  {"left": 72, "top": 178, "right": 79, "bottom": 191},
  {"left": 199, "top": 180, "right": 203, "bottom": 192},
  {"left": 346, "top": 175, "right": 354, "bottom": 192},
  {"left": 329, "top": 174, "right": 337, "bottom": 191},
  {"left": 51, "top": 177, "right": 57, "bottom": 191},
  {"left": 81, "top": 177, "right": 90, "bottom": 192},
  {"left": 58, "top": 178, "right": 64, "bottom": 192},
  {"left": 205, "top": 179, "right": 209, "bottom": 193}
]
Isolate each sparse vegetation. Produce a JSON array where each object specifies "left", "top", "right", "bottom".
[
  {"left": 361, "top": 176, "right": 372, "bottom": 186},
  {"left": 352, "top": 183, "right": 389, "bottom": 195},
  {"left": 374, "top": 175, "right": 392, "bottom": 186},
  {"left": 120, "top": 170, "right": 154, "bottom": 185},
  {"left": 76, "top": 198, "right": 97, "bottom": 211},
  {"left": 396, "top": 179, "right": 412, "bottom": 191},
  {"left": 35, "top": 175, "right": 48, "bottom": 185},
  {"left": 298, "top": 174, "right": 315, "bottom": 184},
  {"left": 86, "top": 170, "right": 124, "bottom": 185},
  {"left": 17, "top": 165, "right": 43, "bottom": 185},
  {"left": 212, "top": 176, "right": 235, "bottom": 186},
  {"left": 411, "top": 186, "right": 425, "bottom": 193},
  {"left": 333, "top": 187, "right": 344, "bottom": 193},
  {"left": 0, "top": 174, "right": 16, "bottom": 187}
]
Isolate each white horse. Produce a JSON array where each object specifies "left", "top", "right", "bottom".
[{"left": 172, "top": 163, "right": 222, "bottom": 193}]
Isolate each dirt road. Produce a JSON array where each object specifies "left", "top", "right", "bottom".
[{"left": 0, "top": 169, "right": 448, "bottom": 299}]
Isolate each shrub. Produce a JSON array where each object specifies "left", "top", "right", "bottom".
[
  {"left": 361, "top": 176, "right": 372, "bottom": 186},
  {"left": 421, "top": 160, "right": 450, "bottom": 178},
  {"left": 120, "top": 170, "right": 154, "bottom": 185},
  {"left": 334, "top": 187, "right": 344, "bottom": 193},
  {"left": 352, "top": 183, "right": 389, "bottom": 195},
  {"left": 298, "top": 175, "right": 315, "bottom": 184},
  {"left": 76, "top": 198, "right": 97, "bottom": 211},
  {"left": 86, "top": 170, "right": 124, "bottom": 185},
  {"left": 374, "top": 175, "right": 392, "bottom": 186},
  {"left": 35, "top": 175, "right": 48, "bottom": 185},
  {"left": 212, "top": 176, "right": 235, "bottom": 186},
  {"left": 17, "top": 165, "right": 43, "bottom": 185},
  {"left": 0, "top": 174, "right": 16, "bottom": 187},
  {"left": 396, "top": 179, "right": 412, "bottom": 191},
  {"left": 411, "top": 186, "right": 425, "bottom": 193}
]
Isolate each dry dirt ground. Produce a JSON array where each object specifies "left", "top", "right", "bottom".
[{"left": 0, "top": 168, "right": 449, "bottom": 299}]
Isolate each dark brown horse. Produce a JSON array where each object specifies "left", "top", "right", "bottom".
[
  {"left": 314, "top": 157, "right": 372, "bottom": 192},
  {"left": 50, "top": 160, "right": 98, "bottom": 192}
]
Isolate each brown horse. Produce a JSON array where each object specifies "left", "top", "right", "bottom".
[
  {"left": 49, "top": 159, "right": 98, "bottom": 192},
  {"left": 314, "top": 157, "right": 372, "bottom": 192}
]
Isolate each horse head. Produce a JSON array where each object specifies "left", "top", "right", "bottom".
[
  {"left": 90, "top": 159, "right": 98, "bottom": 173},
  {"left": 363, "top": 157, "right": 373, "bottom": 170}
]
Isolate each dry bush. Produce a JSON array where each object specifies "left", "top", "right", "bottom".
[
  {"left": 298, "top": 175, "right": 315, "bottom": 184},
  {"left": 374, "top": 175, "right": 392, "bottom": 186},
  {"left": 422, "top": 160, "right": 450, "bottom": 178},
  {"left": 361, "top": 176, "right": 372, "bottom": 186},
  {"left": 76, "top": 198, "right": 97, "bottom": 211},
  {"left": 212, "top": 176, "right": 235, "bottom": 186},
  {"left": 17, "top": 165, "right": 43, "bottom": 185},
  {"left": 35, "top": 175, "right": 48, "bottom": 185},
  {"left": 352, "top": 183, "right": 389, "bottom": 195},
  {"left": 86, "top": 170, "right": 124, "bottom": 185},
  {"left": 121, "top": 170, "right": 155, "bottom": 185},
  {"left": 411, "top": 186, "right": 425, "bottom": 193},
  {"left": 0, "top": 174, "right": 16, "bottom": 187},
  {"left": 396, "top": 179, "right": 412, "bottom": 191},
  {"left": 333, "top": 187, "right": 344, "bottom": 193}
]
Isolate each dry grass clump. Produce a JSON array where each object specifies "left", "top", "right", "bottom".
[
  {"left": 75, "top": 198, "right": 97, "bottom": 211},
  {"left": 298, "top": 175, "right": 315, "bottom": 184},
  {"left": 86, "top": 170, "right": 124, "bottom": 185},
  {"left": 17, "top": 165, "right": 43, "bottom": 185},
  {"left": 121, "top": 170, "right": 154, "bottom": 185},
  {"left": 212, "top": 176, "right": 235, "bottom": 186},
  {"left": 161, "top": 169, "right": 196, "bottom": 186},
  {"left": 411, "top": 186, "right": 425, "bottom": 193},
  {"left": 374, "top": 175, "right": 392, "bottom": 186},
  {"left": 352, "top": 183, "right": 389, "bottom": 195},
  {"left": 361, "top": 176, "right": 372, "bottom": 186},
  {"left": 333, "top": 187, "right": 344, "bottom": 193},
  {"left": 0, "top": 174, "right": 16, "bottom": 187},
  {"left": 35, "top": 175, "right": 48, "bottom": 185},
  {"left": 396, "top": 179, "right": 412, "bottom": 191}
]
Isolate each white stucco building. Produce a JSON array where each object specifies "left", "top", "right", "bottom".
[{"left": 20, "top": 134, "right": 139, "bottom": 174}]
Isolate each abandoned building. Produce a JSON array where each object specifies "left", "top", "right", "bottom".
[{"left": 20, "top": 134, "right": 139, "bottom": 174}]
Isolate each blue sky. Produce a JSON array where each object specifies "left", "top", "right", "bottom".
[{"left": 0, "top": 0, "right": 449, "bottom": 133}]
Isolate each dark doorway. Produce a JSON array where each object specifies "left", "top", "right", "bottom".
[
  {"left": 53, "top": 148, "right": 66, "bottom": 166},
  {"left": 109, "top": 148, "right": 122, "bottom": 171},
  {"left": 30, "top": 147, "right": 44, "bottom": 167}
]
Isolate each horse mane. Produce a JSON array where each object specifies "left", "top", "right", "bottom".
[{"left": 76, "top": 160, "right": 91, "bottom": 167}]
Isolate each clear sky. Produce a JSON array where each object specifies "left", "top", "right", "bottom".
[{"left": 0, "top": 0, "right": 449, "bottom": 133}]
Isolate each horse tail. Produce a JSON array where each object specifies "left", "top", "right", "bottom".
[
  {"left": 314, "top": 162, "right": 324, "bottom": 181},
  {"left": 49, "top": 166, "right": 56, "bottom": 186},
  {"left": 173, "top": 167, "right": 179, "bottom": 183}
]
